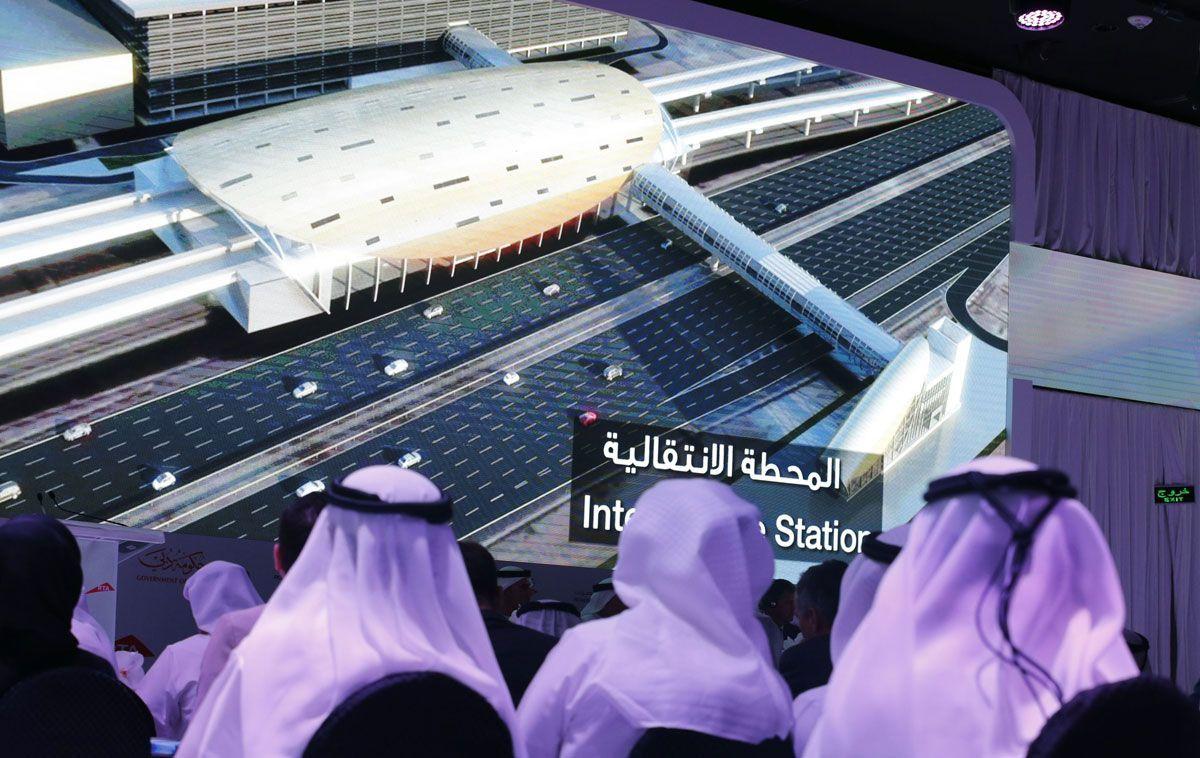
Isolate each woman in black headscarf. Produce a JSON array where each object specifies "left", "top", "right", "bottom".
[{"left": 0, "top": 515, "right": 114, "bottom": 697}]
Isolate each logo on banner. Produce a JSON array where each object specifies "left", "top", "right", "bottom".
[
  {"left": 569, "top": 418, "right": 883, "bottom": 561},
  {"left": 85, "top": 582, "right": 115, "bottom": 594},
  {"left": 135, "top": 546, "right": 208, "bottom": 585}
]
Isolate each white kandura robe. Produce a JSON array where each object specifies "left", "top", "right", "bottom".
[
  {"left": 71, "top": 594, "right": 116, "bottom": 672},
  {"left": 136, "top": 561, "right": 263, "bottom": 740},
  {"left": 518, "top": 619, "right": 645, "bottom": 756},
  {"left": 137, "top": 634, "right": 208, "bottom": 739}
]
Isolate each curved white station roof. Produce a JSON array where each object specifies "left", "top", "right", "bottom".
[{"left": 171, "top": 61, "right": 662, "bottom": 264}]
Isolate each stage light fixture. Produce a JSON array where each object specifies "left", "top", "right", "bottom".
[{"left": 1010, "top": 1, "right": 1069, "bottom": 31}]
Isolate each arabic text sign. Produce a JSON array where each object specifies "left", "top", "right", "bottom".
[
  {"left": 600, "top": 429, "right": 843, "bottom": 491},
  {"left": 1155, "top": 485, "right": 1194, "bottom": 505},
  {"left": 134, "top": 545, "right": 208, "bottom": 585},
  {"left": 570, "top": 418, "right": 883, "bottom": 561}
]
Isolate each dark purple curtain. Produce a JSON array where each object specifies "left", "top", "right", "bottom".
[
  {"left": 1028, "top": 388, "right": 1200, "bottom": 689},
  {"left": 997, "top": 71, "right": 1200, "bottom": 278},
  {"left": 1001, "top": 72, "right": 1200, "bottom": 688}
]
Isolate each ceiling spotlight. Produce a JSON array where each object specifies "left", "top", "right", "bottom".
[
  {"left": 1011, "top": 1, "right": 1069, "bottom": 31},
  {"left": 1016, "top": 8, "right": 1065, "bottom": 30}
]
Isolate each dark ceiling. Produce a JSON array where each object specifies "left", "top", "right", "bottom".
[{"left": 704, "top": 0, "right": 1200, "bottom": 126}]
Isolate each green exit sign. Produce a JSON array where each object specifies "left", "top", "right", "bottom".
[{"left": 1155, "top": 485, "right": 1195, "bottom": 504}]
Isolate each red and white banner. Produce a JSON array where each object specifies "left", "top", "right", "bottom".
[{"left": 78, "top": 537, "right": 119, "bottom": 642}]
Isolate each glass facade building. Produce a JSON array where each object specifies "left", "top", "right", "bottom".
[{"left": 82, "top": 0, "right": 628, "bottom": 124}]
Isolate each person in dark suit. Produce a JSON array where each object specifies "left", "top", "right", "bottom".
[
  {"left": 778, "top": 559, "right": 847, "bottom": 697},
  {"left": 460, "top": 541, "right": 556, "bottom": 704}
]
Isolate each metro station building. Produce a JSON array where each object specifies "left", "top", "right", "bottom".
[{"left": 141, "top": 59, "right": 659, "bottom": 329}]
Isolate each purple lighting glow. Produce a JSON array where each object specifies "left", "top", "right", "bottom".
[{"left": 1016, "top": 9, "right": 1065, "bottom": 30}]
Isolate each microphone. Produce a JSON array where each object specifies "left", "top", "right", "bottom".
[{"left": 38, "top": 490, "right": 128, "bottom": 528}]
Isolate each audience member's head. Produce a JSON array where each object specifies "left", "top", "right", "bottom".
[
  {"left": 182, "top": 561, "right": 263, "bottom": 634},
  {"left": 179, "top": 465, "right": 515, "bottom": 756},
  {"left": 460, "top": 540, "right": 501, "bottom": 612},
  {"left": 0, "top": 515, "right": 84, "bottom": 678},
  {"left": 792, "top": 524, "right": 908, "bottom": 753},
  {"left": 513, "top": 600, "right": 581, "bottom": 637},
  {"left": 808, "top": 456, "right": 1139, "bottom": 758},
  {"left": 497, "top": 566, "right": 535, "bottom": 616},
  {"left": 580, "top": 576, "right": 625, "bottom": 620},
  {"left": 1026, "top": 676, "right": 1200, "bottom": 757},
  {"left": 518, "top": 479, "right": 793, "bottom": 751},
  {"left": 827, "top": 526, "right": 907, "bottom": 665},
  {"left": 275, "top": 492, "right": 327, "bottom": 575},
  {"left": 794, "top": 560, "right": 847, "bottom": 640},
  {"left": 759, "top": 578, "right": 796, "bottom": 628}
]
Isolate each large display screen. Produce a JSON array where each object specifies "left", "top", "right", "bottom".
[{"left": 0, "top": 7, "right": 1010, "bottom": 574}]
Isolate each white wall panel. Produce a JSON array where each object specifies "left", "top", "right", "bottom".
[{"left": 1009, "top": 242, "right": 1200, "bottom": 410}]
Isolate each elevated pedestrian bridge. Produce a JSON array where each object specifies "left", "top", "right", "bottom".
[{"left": 629, "top": 163, "right": 900, "bottom": 375}]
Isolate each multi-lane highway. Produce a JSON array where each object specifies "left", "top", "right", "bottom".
[
  {"left": 0, "top": 104, "right": 1011, "bottom": 545},
  {"left": 186, "top": 280, "right": 834, "bottom": 539},
  {"left": 0, "top": 218, "right": 705, "bottom": 519},
  {"left": 712, "top": 104, "right": 1003, "bottom": 230},
  {"left": 778, "top": 149, "right": 1010, "bottom": 296}
]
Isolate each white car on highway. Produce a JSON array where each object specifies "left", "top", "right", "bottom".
[
  {"left": 383, "top": 358, "right": 409, "bottom": 377},
  {"left": 151, "top": 471, "right": 176, "bottom": 492},
  {"left": 660, "top": 239, "right": 673, "bottom": 250},
  {"left": 0, "top": 480, "right": 21, "bottom": 504},
  {"left": 292, "top": 381, "right": 318, "bottom": 399},
  {"left": 423, "top": 304, "right": 444, "bottom": 319},
  {"left": 775, "top": 202, "right": 789, "bottom": 214},
  {"left": 542, "top": 283, "right": 561, "bottom": 297},
  {"left": 503, "top": 371, "right": 521, "bottom": 386},
  {"left": 603, "top": 364, "right": 624, "bottom": 382},
  {"left": 398, "top": 450, "right": 423, "bottom": 469},
  {"left": 62, "top": 423, "right": 93, "bottom": 442},
  {"left": 295, "top": 479, "right": 326, "bottom": 498}
]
